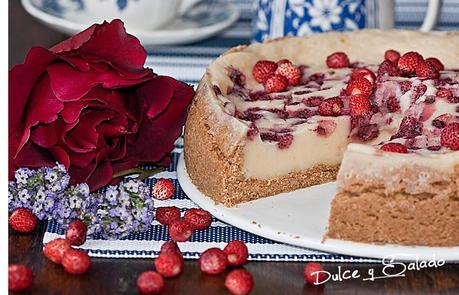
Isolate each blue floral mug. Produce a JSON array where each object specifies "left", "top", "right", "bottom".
[{"left": 252, "top": 0, "right": 441, "bottom": 42}]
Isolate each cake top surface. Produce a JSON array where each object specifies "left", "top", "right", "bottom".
[{"left": 205, "top": 30, "right": 459, "bottom": 156}]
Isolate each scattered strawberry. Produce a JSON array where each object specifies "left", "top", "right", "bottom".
[
  {"left": 397, "top": 51, "right": 424, "bottom": 74},
  {"left": 65, "top": 220, "right": 87, "bottom": 246},
  {"left": 252, "top": 60, "right": 278, "bottom": 83},
  {"left": 436, "top": 88, "right": 453, "bottom": 98},
  {"left": 225, "top": 269, "right": 254, "bottom": 295},
  {"left": 346, "top": 78, "right": 373, "bottom": 97},
  {"left": 43, "top": 238, "right": 72, "bottom": 264},
  {"left": 137, "top": 271, "right": 164, "bottom": 295},
  {"left": 415, "top": 61, "right": 439, "bottom": 79},
  {"left": 432, "top": 114, "right": 455, "bottom": 129},
  {"left": 425, "top": 57, "right": 444, "bottom": 71},
  {"left": 277, "top": 133, "right": 294, "bottom": 149},
  {"left": 275, "top": 60, "right": 301, "bottom": 86},
  {"left": 156, "top": 206, "right": 181, "bottom": 226},
  {"left": 440, "top": 122, "right": 459, "bottom": 150},
  {"left": 184, "top": 208, "right": 212, "bottom": 230},
  {"left": 160, "top": 241, "right": 182, "bottom": 255},
  {"left": 224, "top": 240, "right": 249, "bottom": 267},
  {"left": 384, "top": 49, "right": 401, "bottom": 64},
  {"left": 199, "top": 248, "right": 228, "bottom": 275},
  {"left": 380, "top": 143, "right": 408, "bottom": 153},
  {"left": 326, "top": 52, "right": 350, "bottom": 68},
  {"left": 152, "top": 179, "right": 175, "bottom": 200},
  {"left": 350, "top": 68, "right": 376, "bottom": 85},
  {"left": 392, "top": 116, "right": 423, "bottom": 139},
  {"left": 61, "top": 249, "right": 91, "bottom": 275},
  {"left": 8, "top": 264, "right": 33, "bottom": 292},
  {"left": 154, "top": 252, "right": 184, "bottom": 278},
  {"left": 9, "top": 208, "right": 37, "bottom": 233},
  {"left": 377, "top": 60, "right": 401, "bottom": 77},
  {"left": 349, "top": 95, "right": 371, "bottom": 117},
  {"left": 264, "top": 74, "right": 288, "bottom": 93},
  {"left": 318, "top": 97, "right": 344, "bottom": 117},
  {"left": 168, "top": 220, "right": 193, "bottom": 242},
  {"left": 303, "top": 262, "right": 327, "bottom": 285}
]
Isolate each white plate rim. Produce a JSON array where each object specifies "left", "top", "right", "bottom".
[
  {"left": 177, "top": 154, "right": 459, "bottom": 262},
  {"left": 21, "top": 0, "right": 240, "bottom": 45}
]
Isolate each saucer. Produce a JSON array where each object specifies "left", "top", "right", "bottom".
[{"left": 22, "top": 0, "right": 240, "bottom": 45}]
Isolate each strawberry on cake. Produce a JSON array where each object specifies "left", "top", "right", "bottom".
[{"left": 183, "top": 30, "right": 459, "bottom": 246}]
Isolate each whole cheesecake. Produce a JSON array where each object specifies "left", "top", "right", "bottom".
[{"left": 183, "top": 30, "right": 459, "bottom": 246}]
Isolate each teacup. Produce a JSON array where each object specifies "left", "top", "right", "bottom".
[
  {"left": 252, "top": 0, "right": 441, "bottom": 42},
  {"left": 80, "top": 0, "right": 201, "bottom": 31}
]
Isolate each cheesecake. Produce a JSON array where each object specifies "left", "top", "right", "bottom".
[{"left": 183, "top": 30, "right": 459, "bottom": 246}]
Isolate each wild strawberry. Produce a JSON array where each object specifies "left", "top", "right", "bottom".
[
  {"left": 168, "top": 220, "right": 193, "bottom": 242},
  {"left": 9, "top": 208, "right": 37, "bottom": 233},
  {"left": 303, "top": 262, "right": 327, "bottom": 285},
  {"left": 199, "top": 248, "right": 228, "bottom": 275},
  {"left": 346, "top": 78, "right": 373, "bottom": 97},
  {"left": 137, "top": 271, "right": 164, "bottom": 295},
  {"left": 160, "top": 241, "right": 182, "bottom": 255},
  {"left": 62, "top": 249, "right": 91, "bottom": 275},
  {"left": 318, "top": 97, "right": 344, "bottom": 117},
  {"left": 65, "top": 220, "right": 87, "bottom": 246},
  {"left": 425, "top": 57, "right": 444, "bottom": 71},
  {"left": 224, "top": 240, "right": 249, "bottom": 267},
  {"left": 392, "top": 116, "right": 423, "bottom": 139},
  {"left": 277, "top": 134, "right": 294, "bottom": 150},
  {"left": 275, "top": 60, "right": 301, "bottom": 86},
  {"left": 252, "top": 60, "right": 278, "bottom": 83},
  {"left": 387, "top": 96, "right": 400, "bottom": 112},
  {"left": 415, "top": 61, "right": 439, "bottom": 79},
  {"left": 377, "top": 60, "right": 401, "bottom": 77},
  {"left": 399, "top": 80, "right": 412, "bottom": 93},
  {"left": 156, "top": 206, "right": 181, "bottom": 226},
  {"left": 225, "top": 269, "right": 254, "bottom": 295},
  {"left": 384, "top": 49, "right": 401, "bottom": 64},
  {"left": 432, "top": 114, "right": 455, "bottom": 129},
  {"left": 154, "top": 252, "right": 184, "bottom": 278},
  {"left": 326, "top": 52, "right": 350, "bottom": 68},
  {"left": 398, "top": 51, "right": 424, "bottom": 74},
  {"left": 380, "top": 143, "right": 408, "bottom": 153},
  {"left": 351, "top": 68, "right": 376, "bottom": 85},
  {"left": 440, "top": 122, "right": 459, "bottom": 150},
  {"left": 349, "top": 95, "right": 371, "bottom": 117},
  {"left": 8, "top": 264, "right": 33, "bottom": 292},
  {"left": 184, "top": 208, "right": 212, "bottom": 230},
  {"left": 264, "top": 74, "right": 288, "bottom": 93},
  {"left": 152, "top": 179, "right": 175, "bottom": 200},
  {"left": 436, "top": 88, "right": 453, "bottom": 99},
  {"left": 43, "top": 238, "right": 72, "bottom": 264}
]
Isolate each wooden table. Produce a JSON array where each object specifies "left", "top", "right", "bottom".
[{"left": 8, "top": 1, "right": 459, "bottom": 294}]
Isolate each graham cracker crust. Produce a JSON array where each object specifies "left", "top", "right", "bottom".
[{"left": 327, "top": 166, "right": 459, "bottom": 246}]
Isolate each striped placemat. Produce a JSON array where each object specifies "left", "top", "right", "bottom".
[{"left": 42, "top": 0, "right": 459, "bottom": 262}]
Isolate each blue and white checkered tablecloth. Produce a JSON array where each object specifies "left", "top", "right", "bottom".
[{"left": 43, "top": 0, "right": 459, "bottom": 262}]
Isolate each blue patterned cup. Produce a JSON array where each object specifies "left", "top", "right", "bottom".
[{"left": 252, "top": 0, "right": 440, "bottom": 42}]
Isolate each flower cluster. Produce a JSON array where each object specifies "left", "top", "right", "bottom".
[{"left": 8, "top": 164, "right": 154, "bottom": 239}]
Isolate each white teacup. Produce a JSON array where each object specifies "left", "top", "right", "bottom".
[{"left": 81, "top": 0, "right": 201, "bottom": 31}]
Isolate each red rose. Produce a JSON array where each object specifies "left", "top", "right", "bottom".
[{"left": 9, "top": 19, "right": 194, "bottom": 191}]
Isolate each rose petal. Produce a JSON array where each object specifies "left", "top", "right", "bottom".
[
  {"left": 47, "top": 63, "right": 153, "bottom": 101},
  {"left": 126, "top": 77, "right": 194, "bottom": 162},
  {"left": 16, "top": 75, "right": 64, "bottom": 156},
  {"left": 77, "top": 19, "right": 147, "bottom": 73},
  {"left": 50, "top": 24, "right": 97, "bottom": 54},
  {"left": 30, "top": 123, "right": 58, "bottom": 148},
  {"left": 48, "top": 146, "right": 71, "bottom": 169},
  {"left": 14, "top": 142, "right": 55, "bottom": 169},
  {"left": 67, "top": 150, "right": 96, "bottom": 168}
]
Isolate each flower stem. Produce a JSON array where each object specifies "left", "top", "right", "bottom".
[{"left": 113, "top": 167, "right": 163, "bottom": 180}]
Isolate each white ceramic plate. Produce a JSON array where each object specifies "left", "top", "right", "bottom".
[
  {"left": 21, "top": 0, "right": 239, "bottom": 45},
  {"left": 177, "top": 154, "right": 459, "bottom": 262}
]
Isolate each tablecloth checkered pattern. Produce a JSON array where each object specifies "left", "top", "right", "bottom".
[{"left": 43, "top": 0, "right": 459, "bottom": 262}]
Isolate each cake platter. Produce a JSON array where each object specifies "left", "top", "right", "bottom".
[{"left": 177, "top": 154, "right": 459, "bottom": 262}]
